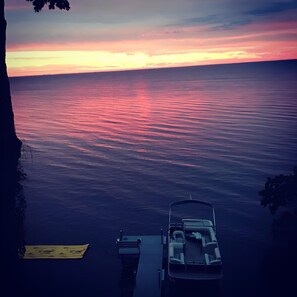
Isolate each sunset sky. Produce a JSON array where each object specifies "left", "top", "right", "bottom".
[{"left": 5, "top": 0, "right": 297, "bottom": 77}]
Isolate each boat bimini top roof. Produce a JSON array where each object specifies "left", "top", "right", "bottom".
[{"left": 169, "top": 199, "right": 217, "bottom": 232}]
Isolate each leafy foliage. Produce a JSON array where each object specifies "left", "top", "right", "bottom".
[
  {"left": 259, "top": 167, "right": 297, "bottom": 214},
  {"left": 26, "top": 0, "right": 70, "bottom": 12}
]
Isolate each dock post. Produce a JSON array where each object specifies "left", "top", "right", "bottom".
[
  {"left": 119, "top": 229, "right": 123, "bottom": 241},
  {"left": 160, "top": 229, "right": 163, "bottom": 244},
  {"left": 158, "top": 269, "right": 161, "bottom": 288}
]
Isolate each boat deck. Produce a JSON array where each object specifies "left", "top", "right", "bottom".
[
  {"left": 168, "top": 219, "right": 223, "bottom": 280},
  {"left": 184, "top": 239, "right": 204, "bottom": 264}
]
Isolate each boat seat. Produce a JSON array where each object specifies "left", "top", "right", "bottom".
[
  {"left": 172, "top": 230, "right": 185, "bottom": 243},
  {"left": 169, "top": 242, "right": 185, "bottom": 264},
  {"left": 182, "top": 219, "right": 213, "bottom": 230},
  {"left": 169, "top": 253, "right": 185, "bottom": 264},
  {"left": 204, "top": 247, "right": 222, "bottom": 265},
  {"left": 202, "top": 241, "right": 218, "bottom": 254}
]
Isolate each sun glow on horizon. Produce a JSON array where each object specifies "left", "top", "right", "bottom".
[
  {"left": 7, "top": 30, "right": 297, "bottom": 77},
  {"left": 6, "top": 49, "right": 270, "bottom": 77}
]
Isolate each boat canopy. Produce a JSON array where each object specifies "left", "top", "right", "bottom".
[{"left": 169, "top": 199, "right": 217, "bottom": 232}]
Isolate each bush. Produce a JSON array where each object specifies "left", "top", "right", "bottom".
[{"left": 259, "top": 167, "right": 297, "bottom": 215}]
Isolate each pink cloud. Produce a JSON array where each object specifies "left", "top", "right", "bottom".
[{"left": 5, "top": 3, "right": 29, "bottom": 10}]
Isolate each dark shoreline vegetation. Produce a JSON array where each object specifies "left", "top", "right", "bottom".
[
  {"left": 0, "top": 164, "right": 26, "bottom": 295},
  {"left": 260, "top": 166, "right": 297, "bottom": 215},
  {"left": 261, "top": 167, "right": 297, "bottom": 230},
  {"left": 259, "top": 167, "right": 297, "bottom": 295},
  {"left": 1, "top": 1, "right": 70, "bottom": 294},
  {"left": 259, "top": 166, "right": 297, "bottom": 247},
  {"left": 1, "top": 0, "right": 23, "bottom": 292}
]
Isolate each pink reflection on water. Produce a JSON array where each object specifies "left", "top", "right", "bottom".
[{"left": 11, "top": 65, "right": 297, "bottom": 165}]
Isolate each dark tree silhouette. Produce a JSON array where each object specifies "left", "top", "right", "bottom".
[
  {"left": 0, "top": 0, "right": 22, "bottom": 178},
  {"left": 26, "top": 0, "right": 70, "bottom": 12},
  {"left": 0, "top": 0, "right": 70, "bottom": 196},
  {"left": 259, "top": 167, "right": 297, "bottom": 296},
  {"left": 259, "top": 166, "right": 297, "bottom": 215},
  {"left": 0, "top": 1, "right": 69, "bottom": 294}
]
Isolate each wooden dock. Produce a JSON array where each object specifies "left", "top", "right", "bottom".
[
  {"left": 134, "top": 236, "right": 165, "bottom": 297},
  {"left": 117, "top": 234, "right": 165, "bottom": 297}
]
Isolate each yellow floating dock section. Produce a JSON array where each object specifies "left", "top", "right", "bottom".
[{"left": 21, "top": 244, "right": 89, "bottom": 259}]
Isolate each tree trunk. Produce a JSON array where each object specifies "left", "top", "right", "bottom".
[
  {"left": 0, "top": 0, "right": 22, "bottom": 175},
  {"left": 0, "top": 4, "right": 23, "bottom": 292}
]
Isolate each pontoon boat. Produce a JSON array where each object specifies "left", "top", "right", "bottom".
[{"left": 168, "top": 199, "right": 223, "bottom": 281}]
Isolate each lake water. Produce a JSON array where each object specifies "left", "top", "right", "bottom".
[{"left": 11, "top": 60, "right": 297, "bottom": 297}]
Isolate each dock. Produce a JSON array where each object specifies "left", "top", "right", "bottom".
[{"left": 117, "top": 233, "right": 165, "bottom": 297}]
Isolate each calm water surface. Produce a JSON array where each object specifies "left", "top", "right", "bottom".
[{"left": 11, "top": 60, "right": 297, "bottom": 297}]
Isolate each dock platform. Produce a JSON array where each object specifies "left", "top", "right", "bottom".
[{"left": 117, "top": 234, "right": 165, "bottom": 297}]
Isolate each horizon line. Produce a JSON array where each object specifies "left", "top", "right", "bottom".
[{"left": 9, "top": 58, "right": 297, "bottom": 79}]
